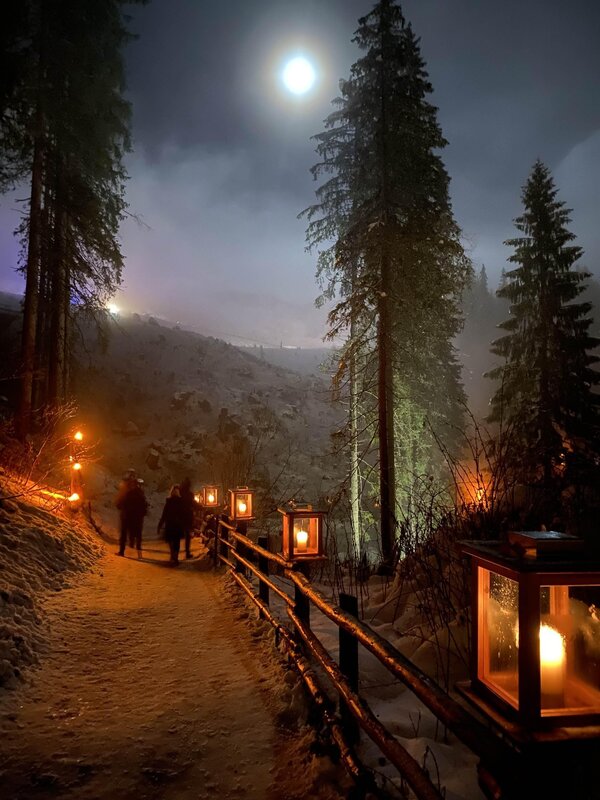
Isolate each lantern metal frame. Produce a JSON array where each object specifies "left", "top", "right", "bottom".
[
  {"left": 229, "top": 486, "right": 254, "bottom": 521},
  {"left": 461, "top": 538, "right": 600, "bottom": 730},
  {"left": 202, "top": 486, "right": 220, "bottom": 508},
  {"left": 278, "top": 503, "right": 326, "bottom": 561}
]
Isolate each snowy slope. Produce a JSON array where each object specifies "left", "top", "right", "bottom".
[{"left": 0, "top": 489, "right": 103, "bottom": 688}]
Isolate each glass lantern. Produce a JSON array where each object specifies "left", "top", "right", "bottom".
[
  {"left": 463, "top": 534, "right": 600, "bottom": 727},
  {"left": 202, "top": 486, "right": 219, "bottom": 507},
  {"left": 229, "top": 487, "right": 254, "bottom": 521},
  {"left": 279, "top": 503, "right": 325, "bottom": 561}
]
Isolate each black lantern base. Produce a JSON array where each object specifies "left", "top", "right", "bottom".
[
  {"left": 457, "top": 680, "right": 600, "bottom": 741},
  {"left": 457, "top": 681, "right": 600, "bottom": 800}
]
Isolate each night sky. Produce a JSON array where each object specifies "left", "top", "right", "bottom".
[{"left": 1, "top": 0, "right": 599, "bottom": 346}]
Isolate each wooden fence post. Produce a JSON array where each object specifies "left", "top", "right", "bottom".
[
  {"left": 294, "top": 580, "right": 310, "bottom": 630},
  {"left": 234, "top": 537, "right": 244, "bottom": 574},
  {"left": 212, "top": 515, "right": 219, "bottom": 568},
  {"left": 339, "top": 592, "right": 360, "bottom": 744},
  {"left": 219, "top": 517, "right": 228, "bottom": 563},
  {"left": 257, "top": 534, "right": 270, "bottom": 608},
  {"left": 235, "top": 521, "right": 247, "bottom": 576}
]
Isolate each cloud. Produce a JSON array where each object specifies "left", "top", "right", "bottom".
[
  {"left": 118, "top": 148, "right": 329, "bottom": 347},
  {"left": 555, "top": 130, "right": 600, "bottom": 271}
]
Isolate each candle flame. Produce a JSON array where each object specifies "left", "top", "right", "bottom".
[
  {"left": 295, "top": 528, "right": 309, "bottom": 548},
  {"left": 540, "top": 623, "right": 565, "bottom": 665}
]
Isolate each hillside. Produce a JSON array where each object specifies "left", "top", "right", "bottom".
[
  {"left": 71, "top": 311, "right": 342, "bottom": 522},
  {"left": 237, "top": 345, "right": 336, "bottom": 377}
]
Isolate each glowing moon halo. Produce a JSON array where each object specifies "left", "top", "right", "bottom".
[{"left": 282, "top": 56, "right": 316, "bottom": 95}]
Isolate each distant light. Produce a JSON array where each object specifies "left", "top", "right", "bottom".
[
  {"left": 74, "top": 431, "right": 83, "bottom": 442},
  {"left": 72, "top": 462, "right": 82, "bottom": 471},
  {"left": 282, "top": 56, "right": 316, "bottom": 95},
  {"left": 107, "top": 303, "right": 120, "bottom": 315}
]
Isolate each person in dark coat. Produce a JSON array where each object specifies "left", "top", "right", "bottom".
[
  {"left": 115, "top": 472, "right": 148, "bottom": 557},
  {"left": 157, "top": 485, "right": 185, "bottom": 565},
  {"left": 179, "top": 477, "right": 196, "bottom": 559}
]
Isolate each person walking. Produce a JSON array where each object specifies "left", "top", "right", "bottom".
[
  {"left": 115, "top": 470, "right": 148, "bottom": 557},
  {"left": 157, "top": 485, "right": 185, "bottom": 565},
  {"left": 179, "top": 477, "right": 196, "bottom": 559},
  {"left": 130, "top": 479, "right": 149, "bottom": 554}
]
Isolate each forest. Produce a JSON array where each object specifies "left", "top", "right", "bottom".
[
  {"left": 2, "top": 1, "right": 599, "bottom": 562},
  {"left": 1, "top": 2, "right": 600, "bottom": 798}
]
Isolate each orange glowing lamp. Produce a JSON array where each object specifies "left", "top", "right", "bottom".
[
  {"left": 72, "top": 462, "right": 82, "bottom": 471},
  {"left": 461, "top": 533, "right": 600, "bottom": 729},
  {"left": 202, "top": 486, "right": 220, "bottom": 508},
  {"left": 74, "top": 430, "right": 83, "bottom": 442},
  {"left": 279, "top": 503, "right": 325, "bottom": 561},
  {"left": 229, "top": 487, "right": 254, "bottom": 521}
]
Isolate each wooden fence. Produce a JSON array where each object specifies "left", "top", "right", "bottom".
[{"left": 213, "top": 518, "right": 519, "bottom": 800}]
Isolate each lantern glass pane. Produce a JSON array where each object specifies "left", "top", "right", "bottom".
[
  {"left": 478, "top": 567, "right": 519, "bottom": 708},
  {"left": 539, "top": 584, "right": 600, "bottom": 716},
  {"left": 204, "top": 487, "right": 218, "bottom": 506},
  {"left": 292, "top": 516, "right": 319, "bottom": 555},
  {"left": 282, "top": 515, "right": 320, "bottom": 558},
  {"left": 235, "top": 492, "right": 252, "bottom": 518}
]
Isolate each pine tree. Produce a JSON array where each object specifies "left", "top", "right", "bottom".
[
  {"left": 457, "top": 265, "right": 507, "bottom": 416},
  {"left": 2, "top": 0, "right": 141, "bottom": 434},
  {"left": 304, "top": 0, "right": 470, "bottom": 562},
  {"left": 0, "top": 2, "right": 32, "bottom": 192},
  {"left": 488, "top": 160, "right": 600, "bottom": 497}
]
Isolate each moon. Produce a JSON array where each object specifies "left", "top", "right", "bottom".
[{"left": 282, "top": 56, "right": 316, "bottom": 95}]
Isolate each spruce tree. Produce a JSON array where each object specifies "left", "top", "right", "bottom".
[
  {"left": 304, "top": 0, "right": 470, "bottom": 562},
  {"left": 488, "top": 160, "right": 600, "bottom": 498},
  {"left": 2, "top": 0, "right": 141, "bottom": 433}
]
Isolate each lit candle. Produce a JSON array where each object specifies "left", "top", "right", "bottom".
[
  {"left": 208, "top": 493, "right": 215, "bottom": 504},
  {"left": 238, "top": 500, "right": 247, "bottom": 514},
  {"left": 295, "top": 528, "right": 308, "bottom": 550},
  {"left": 540, "top": 624, "right": 566, "bottom": 700}
]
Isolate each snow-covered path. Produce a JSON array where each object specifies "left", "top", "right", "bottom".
[{"left": 0, "top": 539, "right": 346, "bottom": 800}]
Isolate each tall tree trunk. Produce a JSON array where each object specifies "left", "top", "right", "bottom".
[
  {"left": 349, "top": 277, "right": 362, "bottom": 556},
  {"left": 377, "top": 9, "right": 397, "bottom": 567},
  {"left": 539, "top": 261, "right": 554, "bottom": 500},
  {"left": 17, "top": 0, "right": 46, "bottom": 438},
  {"left": 377, "top": 255, "right": 397, "bottom": 566},
  {"left": 62, "top": 256, "right": 71, "bottom": 398},
  {"left": 48, "top": 202, "right": 67, "bottom": 404},
  {"left": 32, "top": 190, "right": 52, "bottom": 410},
  {"left": 17, "top": 115, "right": 44, "bottom": 437}
]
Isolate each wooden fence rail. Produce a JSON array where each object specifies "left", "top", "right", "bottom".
[{"left": 213, "top": 519, "right": 514, "bottom": 799}]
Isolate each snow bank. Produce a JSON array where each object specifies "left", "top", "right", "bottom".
[
  {"left": 222, "top": 574, "right": 354, "bottom": 799},
  {"left": 0, "top": 495, "right": 103, "bottom": 688}
]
